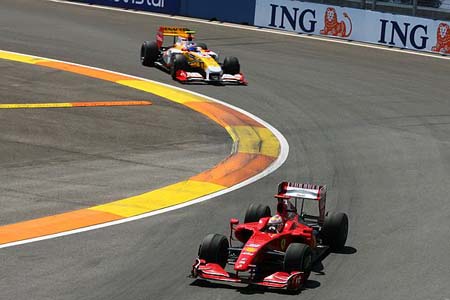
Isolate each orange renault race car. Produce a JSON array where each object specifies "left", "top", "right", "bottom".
[
  {"left": 191, "top": 181, "right": 349, "bottom": 292},
  {"left": 140, "top": 26, "right": 246, "bottom": 84}
]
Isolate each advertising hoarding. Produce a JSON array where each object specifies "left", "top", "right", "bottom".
[{"left": 255, "top": 0, "right": 449, "bottom": 54}]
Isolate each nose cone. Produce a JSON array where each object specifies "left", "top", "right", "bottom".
[
  {"left": 234, "top": 254, "right": 253, "bottom": 271},
  {"left": 207, "top": 65, "right": 222, "bottom": 73},
  {"left": 234, "top": 261, "right": 249, "bottom": 271},
  {"left": 234, "top": 245, "right": 259, "bottom": 271}
]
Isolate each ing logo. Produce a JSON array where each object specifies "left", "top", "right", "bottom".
[
  {"left": 320, "top": 7, "right": 352, "bottom": 38},
  {"left": 431, "top": 22, "right": 450, "bottom": 54}
]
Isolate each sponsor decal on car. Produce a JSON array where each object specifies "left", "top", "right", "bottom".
[
  {"left": 280, "top": 238, "right": 286, "bottom": 251},
  {"left": 244, "top": 247, "right": 258, "bottom": 253}
]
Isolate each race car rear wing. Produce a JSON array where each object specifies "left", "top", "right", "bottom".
[
  {"left": 156, "top": 26, "right": 195, "bottom": 48},
  {"left": 276, "top": 181, "right": 327, "bottom": 225}
]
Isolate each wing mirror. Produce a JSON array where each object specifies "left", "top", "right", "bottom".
[
  {"left": 229, "top": 218, "right": 239, "bottom": 246},
  {"left": 230, "top": 218, "right": 239, "bottom": 226}
]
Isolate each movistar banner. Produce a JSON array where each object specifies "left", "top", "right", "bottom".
[
  {"left": 73, "top": 0, "right": 180, "bottom": 14},
  {"left": 178, "top": 0, "right": 256, "bottom": 25}
]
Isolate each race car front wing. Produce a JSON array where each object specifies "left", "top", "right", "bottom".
[
  {"left": 191, "top": 259, "right": 305, "bottom": 290},
  {"left": 175, "top": 70, "right": 247, "bottom": 85}
]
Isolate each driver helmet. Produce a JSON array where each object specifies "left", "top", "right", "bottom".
[
  {"left": 267, "top": 215, "right": 284, "bottom": 233},
  {"left": 187, "top": 43, "right": 198, "bottom": 51}
]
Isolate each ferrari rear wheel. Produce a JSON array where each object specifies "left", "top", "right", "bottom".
[
  {"left": 320, "top": 212, "right": 349, "bottom": 251},
  {"left": 140, "top": 41, "right": 159, "bottom": 67},
  {"left": 222, "top": 56, "right": 240, "bottom": 75},
  {"left": 198, "top": 234, "right": 229, "bottom": 268},
  {"left": 244, "top": 203, "right": 271, "bottom": 223},
  {"left": 284, "top": 243, "right": 312, "bottom": 277},
  {"left": 170, "top": 53, "right": 188, "bottom": 80}
]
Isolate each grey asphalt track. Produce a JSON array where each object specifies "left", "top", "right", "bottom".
[{"left": 1, "top": 1, "right": 449, "bottom": 300}]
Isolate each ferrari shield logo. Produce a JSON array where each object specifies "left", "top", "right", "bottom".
[{"left": 281, "top": 239, "right": 286, "bottom": 251}]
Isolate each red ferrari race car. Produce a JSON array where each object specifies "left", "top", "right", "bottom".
[
  {"left": 140, "top": 26, "right": 246, "bottom": 85},
  {"left": 191, "top": 181, "right": 349, "bottom": 292}
]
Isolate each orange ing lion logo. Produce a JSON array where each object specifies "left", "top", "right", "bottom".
[
  {"left": 431, "top": 23, "right": 450, "bottom": 54},
  {"left": 320, "top": 7, "right": 352, "bottom": 38}
]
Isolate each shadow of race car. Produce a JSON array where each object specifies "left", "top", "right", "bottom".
[
  {"left": 191, "top": 181, "right": 349, "bottom": 292},
  {"left": 140, "top": 26, "right": 247, "bottom": 85}
]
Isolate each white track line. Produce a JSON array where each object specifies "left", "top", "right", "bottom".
[
  {"left": 0, "top": 50, "right": 289, "bottom": 249},
  {"left": 48, "top": 0, "right": 450, "bottom": 61}
]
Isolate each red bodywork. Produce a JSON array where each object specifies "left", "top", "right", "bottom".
[
  {"left": 190, "top": 182, "right": 349, "bottom": 293},
  {"left": 191, "top": 182, "right": 328, "bottom": 290},
  {"left": 192, "top": 215, "right": 315, "bottom": 290},
  {"left": 192, "top": 258, "right": 303, "bottom": 290},
  {"left": 193, "top": 214, "right": 323, "bottom": 288},
  {"left": 233, "top": 216, "right": 316, "bottom": 271}
]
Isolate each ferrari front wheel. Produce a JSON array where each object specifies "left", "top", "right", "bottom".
[
  {"left": 198, "top": 234, "right": 229, "bottom": 268},
  {"left": 284, "top": 243, "right": 312, "bottom": 291},
  {"left": 284, "top": 243, "right": 312, "bottom": 274}
]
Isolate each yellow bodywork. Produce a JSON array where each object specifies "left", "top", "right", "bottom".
[
  {"left": 159, "top": 26, "right": 221, "bottom": 72},
  {"left": 157, "top": 26, "right": 194, "bottom": 38},
  {"left": 182, "top": 50, "right": 221, "bottom": 71}
]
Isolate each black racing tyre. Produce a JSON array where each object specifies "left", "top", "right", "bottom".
[
  {"left": 196, "top": 42, "right": 208, "bottom": 50},
  {"left": 222, "top": 56, "right": 240, "bottom": 75},
  {"left": 198, "top": 234, "right": 229, "bottom": 268},
  {"left": 284, "top": 243, "right": 313, "bottom": 276},
  {"left": 244, "top": 203, "right": 271, "bottom": 223},
  {"left": 140, "top": 41, "right": 159, "bottom": 67},
  {"left": 320, "top": 212, "right": 349, "bottom": 250},
  {"left": 170, "top": 53, "right": 188, "bottom": 80}
]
